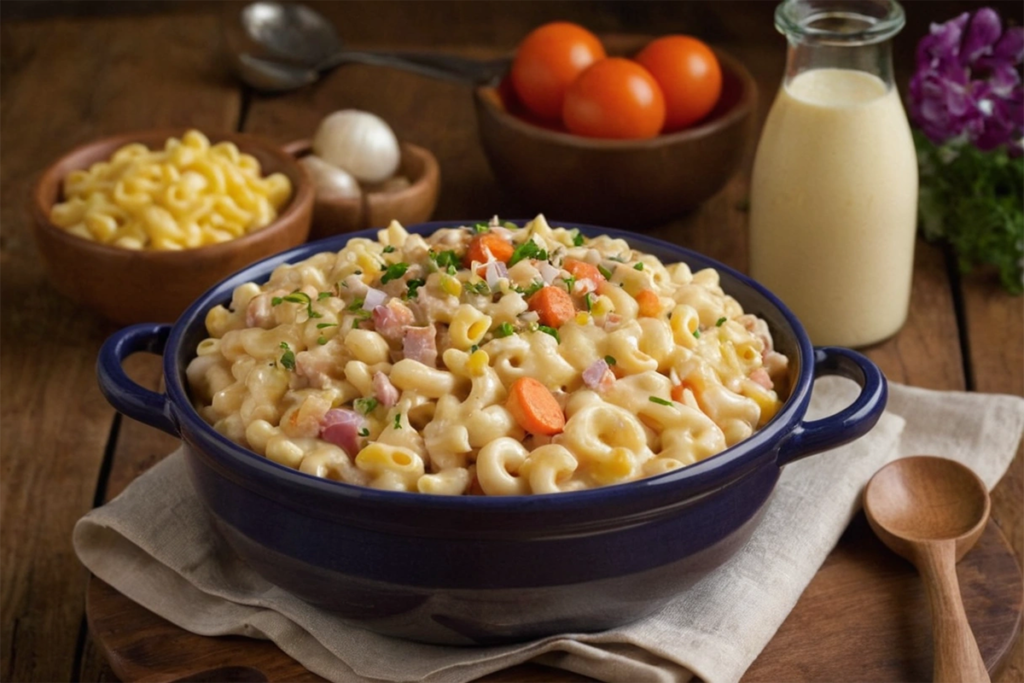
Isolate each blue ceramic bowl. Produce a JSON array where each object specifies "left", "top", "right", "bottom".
[{"left": 97, "top": 221, "right": 887, "bottom": 645}]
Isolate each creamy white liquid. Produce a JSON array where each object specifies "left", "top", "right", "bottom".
[{"left": 749, "top": 68, "right": 918, "bottom": 347}]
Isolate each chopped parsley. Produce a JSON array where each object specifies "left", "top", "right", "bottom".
[
  {"left": 467, "top": 280, "right": 492, "bottom": 295},
  {"left": 469, "top": 344, "right": 480, "bottom": 354},
  {"left": 405, "top": 278, "right": 426, "bottom": 299},
  {"left": 271, "top": 291, "right": 322, "bottom": 319},
  {"left": 393, "top": 413, "right": 402, "bottom": 429},
  {"left": 354, "top": 397, "right": 379, "bottom": 415},
  {"left": 716, "top": 317, "right": 727, "bottom": 327},
  {"left": 473, "top": 222, "right": 489, "bottom": 233},
  {"left": 382, "top": 245, "right": 396, "bottom": 253},
  {"left": 430, "top": 250, "right": 460, "bottom": 271},
  {"left": 516, "top": 281, "right": 545, "bottom": 298},
  {"left": 279, "top": 342, "right": 296, "bottom": 371},
  {"left": 316, "top": 322, "right": 337, "bottom": 329},
  {"left": 649, "top": 396, "right": 673, "bottom": 406},
  {"left": 604, "top": 355, "right": 617, "bottom": 366},
  {"left": 380, "top": 262, "right": 409, "bottom": 284},
  {"left": 563, "top": 274, "right": 576, "bottom": 293},
  {"left": 495, "top": 322, "right": 515, "bottom": 338},
  {"left": 633, "top": 262, "right": 644, "bottom": 271},
  {"left": 538, "top": 324, "right": 560, "bottom": 343},
  {"left": 358, "top": 427, "right": 369, "bottom": 437},
  {"left": 693, "top": 329, "right": 702, "bottom": 339},
  {"left": 597, "top": 264, "right": 614, "bottom": 280},
  {"left": 584, "top": 292, "right": 593, "bottom": 311},
  {"left": 347, "top": 298, "right": 365, "bottom": 311},
  {"left": 572, "top": 229, "right": 585, "bottom": 247},
  {"left": 318, "top": 291, "right": 332, "bottom": 301},
  {"left": 508, "top": 240, "right": 548, "bottom": 267}
]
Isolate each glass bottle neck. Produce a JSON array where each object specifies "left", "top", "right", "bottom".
[
  {"left": 776, "top": 0, "right": 904, "bottom": 90},
  {"left": 784, "top": 37, "right": 895, "bottom": 89}
]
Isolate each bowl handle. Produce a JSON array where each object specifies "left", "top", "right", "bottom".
[
  {"left": 96, "top": 323, "right": 179, "bottom": 437},
  {"left": 776, "top": 346, "right": 888, "bottom": 467}
]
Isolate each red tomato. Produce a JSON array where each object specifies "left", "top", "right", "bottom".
[
  {"left": 510, "top": 22, "right": 606, "bottom": 121},
  {"left": 635, "top": 36, "right": 722, "bottom": 132},
  {"left": 562, "top": 58, "right": 666, "bottom": 140}
]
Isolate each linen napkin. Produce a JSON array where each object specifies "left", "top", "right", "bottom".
[{"left": 73, "top": 380, "right": 1024, "bottom": 683}]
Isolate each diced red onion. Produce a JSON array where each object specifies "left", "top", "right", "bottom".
[
  {"left": 485, "top": 260, "right": 508, "bottom": 288},
  {"left": 538, "top": 262, "right": 560, "bottom": 284},
  {"left": 363, "top": 287, "right": 387, "bottom": 310},
  {"left": 320, "top": 409, "right": 365, "bottom": 457},
  {"left": 582, "top": 359, "right": 610, "bottom": 390}
]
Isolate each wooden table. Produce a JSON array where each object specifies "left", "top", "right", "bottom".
[{"left": 2, "top": 2, "right": 1021, "bottom": 681}]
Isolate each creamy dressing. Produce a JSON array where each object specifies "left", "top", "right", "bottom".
[{"left": 749, "top": 68, "right": 918, "bottom": 347}]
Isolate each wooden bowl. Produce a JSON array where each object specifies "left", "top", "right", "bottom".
[
  {"left": 31, "top": 129, "right": 314, "bottom": 326},
  {"left": 473, "top": 47, "right": 757, "bottom": 228},
  {"left": 283, "top": 140, "right": 440, "bottom": 240}
]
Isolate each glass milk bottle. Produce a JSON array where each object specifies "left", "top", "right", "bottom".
[{"left": 749, "top": 0, "right": 917, "bottom": 347}]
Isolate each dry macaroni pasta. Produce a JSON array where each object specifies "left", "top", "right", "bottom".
[
  {"left": 50, "top": 130, "right": 292, "bottom": 250},
  {"left": 187, "top": 215, "right": 790, "bottom": 495}
]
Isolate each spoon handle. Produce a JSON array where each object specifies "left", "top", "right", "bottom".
[
  {"left": 316, "top": 50, "right": 508, "bottom": 85},
  {"left": 916, "top": 542, "right": 990, "bottom": 683}
]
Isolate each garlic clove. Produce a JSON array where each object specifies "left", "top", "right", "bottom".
[
  {"left": 312, "top": 109, "right": 401, "bottom": 184},
  {"left": 300, "top": 154, "right": 362, "bottom": 201}
]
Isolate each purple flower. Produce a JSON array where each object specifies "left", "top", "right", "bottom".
[{"left": 909, "top": 7, "right": 1023, "bottom": 152}]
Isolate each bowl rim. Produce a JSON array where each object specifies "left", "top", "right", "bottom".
[
  {"left": 30, "top": 127, "right": 315, "bottom": 262},
  {"left": 472, "top": 47, "right": 757, "bottom": 150},
  {"left": 160, "top": 218, "right": 816, "bottom": 513},
  {"left": 282, "top": 139, "right": 440, "bottom": 210}
]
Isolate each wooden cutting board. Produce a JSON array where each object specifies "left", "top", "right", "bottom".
[{"left": 86, "top": 513, "right": 1022, "bottom": 682}]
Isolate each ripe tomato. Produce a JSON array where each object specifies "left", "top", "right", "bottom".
[
  {"left": 510, "top": 22, "right": 606, "bottom": 121},
  {"left": 635, "top": 36, "right": 722, "bottom": 132},
  {"left": 562, "top": 58, "right": 666, "bottom": 140}
]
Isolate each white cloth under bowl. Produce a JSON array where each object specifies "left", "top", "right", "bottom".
[{"left": 73, "top": 380, "right": 1024, "bottom": 683}]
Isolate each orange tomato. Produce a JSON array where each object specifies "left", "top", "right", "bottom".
[
  {"left": 562, "top": 58, "right": 666, "bottom": 139},
  {"left": 510, "top": 22, "right": 606, "bottom": 121},
  {"left": 635, "top": 36, "right": 722, "bottom": 132}
]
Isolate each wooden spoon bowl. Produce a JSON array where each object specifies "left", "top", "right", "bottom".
[{"left": 864, "top": 456, "right": 992, "bottom": 683}]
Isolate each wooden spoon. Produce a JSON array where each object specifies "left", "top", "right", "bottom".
[{"left": 864, "top": 456, "right": 992, "bottom": 683}]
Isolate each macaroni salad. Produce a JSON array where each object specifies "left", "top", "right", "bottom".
[{"left": 187, "top": 216, "right": 789, "bottom": 495}]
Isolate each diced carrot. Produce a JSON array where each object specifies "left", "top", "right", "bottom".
[
  {"left": 528, "top": 285, "right": 575, "bottom": 328},
  {"left": 465, "top": 232, "right": 514, "bottom": 266},
  {"left": 670, "top": 382, "right": 692, "bottom": 403},
  {"left": 563, "top": 258, "right": 605, "bottom": 284},
  {"left": 507, "top": 377, "right": 565, "bottom": 436},
  {"left": 635, "top": 288, "right": 662, "bottom": 317}
]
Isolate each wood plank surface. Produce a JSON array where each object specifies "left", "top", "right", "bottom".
[{"left": 0, "top": 11, "right": 237, "bottom": 683}]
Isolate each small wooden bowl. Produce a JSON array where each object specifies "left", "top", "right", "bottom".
[
  {"left": 283, "top": 140, "right": 440, "bottom": 240},
  {"left": 473, "top": 47, "right": 757, "bottom": 228},
  {"left": 31, "top": 129, "right": 314, "bottom": 325}
]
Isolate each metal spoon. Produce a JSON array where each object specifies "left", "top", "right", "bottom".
[
  {"left": 863, "top": 456, "right": 991, "bottom": 683},
  {"left": 229, "top": 1, "right": 509, "bottom": 91}
]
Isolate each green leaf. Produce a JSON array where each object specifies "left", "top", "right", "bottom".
[
  {"left": 716, "top": 317, "right": 727, "bottom": 327},
  {"left": 598, "top": 264, "right": 614, "bottom": 280},
  {"left": 405, "top": 278, "right": 427, "bottom": 299},
  {"left": 354, "top": 397, "right": 379, "bottom": 415},
  {"left": 382, "top": 245, "right": 396, "bottom": 253},
  {"left": 381, "top": 262, "right": 409, "bottom": 284},
  {"left": 278, "top": 342, "right": 296, "bottom": 371},
  {"left": 508, "top": 240, "right": 547, "bottom": 267},
  {"left": 604, "top": 355, "right": 616, "bottom": 366},
  {"left": 537, "top": 325, "right": 559, "bottom": 342},
  {"left": 633, "top": 262, "right": 644, "bottom": 271},
  {"left": 572, "top": 229, "right": 585, "bottom": 247},
  {"left": 649, "top": 396, "right": 672, "bottom": 406}
]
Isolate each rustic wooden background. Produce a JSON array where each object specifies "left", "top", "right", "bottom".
[{"left": 1, "top": 1, "right": 1021, "bottom": 681}]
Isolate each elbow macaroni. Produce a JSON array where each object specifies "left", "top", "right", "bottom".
[
  {"left": 186, "top": 216, "right": 790, "bottom": 495},
  {"left": 50, "top": 130, "right": 292, "bottom": 250}
]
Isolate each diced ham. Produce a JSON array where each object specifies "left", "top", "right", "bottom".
[
  {"left": 246, "top": 292, "right": 277, "bottom": 329},
  {"left": 750, "top": 367, "right": 774, "bottom": 391},
  {"left": 372, "top": 299, "right": 415, "bottom": 342},
  {"left": 372, "top": 371, "right": 400, "bottom": 408},
  {"left": 403, "top": 324, "right": 438, "bottom": 367},
  {"left": 320, "top": 409, "right": 365, "bottom": 458},
  {"left": 582, "top": 359, "right": 615, "bottom": 392}
]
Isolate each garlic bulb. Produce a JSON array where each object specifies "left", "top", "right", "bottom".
[
  {"left": 312, "top": 110, "right": 401, "bottom": 184},
  {"left": 299, "top": 155, "right": 361, "bottom": 201}
]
